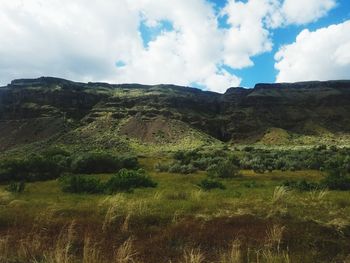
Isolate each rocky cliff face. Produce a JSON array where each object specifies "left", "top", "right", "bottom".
[{"left": 0, "top": 77, "right": 350, "bottom": 150}]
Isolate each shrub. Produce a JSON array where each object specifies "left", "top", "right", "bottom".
[
  {"left": 59, "top": 175, "right": 104, "bottom": 194},
  {"left": 26, "top": 155, "right": 64, "bottom": 180},
  {"left": 191, "top": 157, "right": 211, "bottom": 170},
  {"left": 0, "top": 152, "right": 139, "bottom": 183},
  {"left": 154, "top": 162, "right": 170, "bottom": 172},
  {"left": 5, "top": 181, "right": 25, "bottom": 193},
  {"left": 173, "top": 150, "right": 201, "bottom": 165},
  {"left": 119, "top": 156, "right": 139, "bottom": 169},
  {"left": 315, "top": 145, "right": 327, "bottom": 151},
  {"left": 243, "top": 146, "right": 254, "bottom": 152},
  {"left": 207, "top": 161, "right": 240, "bottom": 179},
  {"left": 71, "top": 153, "right": 138, "bottom": 174},
  {"left": 0, "top": 159, "right": 28, "bottom": 182},
  {"left": 198, "top": 179, "right": 225, "bottom": 191},
  {"left": 60, "top": 169, "right": 157, "bottom": 194},
  {"left": 105, "top": 169, "right": 157, "bottom": 193},
  {"left": 168, "top": 163, "right": 197, "bottom": 174},
  {"left": 42, "top": 147, "right": 70, "bottom": 158},
  {"left": 71, "top": 153, "right": 118, "bottom": 174},
  {"left": 0, "top": 155, "right": 64, "bottom": 182},
  {"left": 282, "top": 180, "right": 320, "bottom": 191},
  {"left": 321, "top": 170, "right": 350, "bottom": 190},
  {"left": 243, "top": 180, "right": 263, "bottom": 188},
  {"left": 236, "top": 147, "right": 350, "bottom": 172}
]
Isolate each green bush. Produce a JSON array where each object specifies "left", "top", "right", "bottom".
[
  {"left": 321, "top": 170, "right": 350, "bottom": 190},
  {"left": 59, "top": 175, "right": 104, "bottom": 194},
  {"left": 207, "top": 161, "right": 240, "bottom": 179},
  {"left": 0, "top": 151, "right": 139, "bottom": 183},
  {"left": 173, "top": 150, "right": 201, "bottom": 165},
  {"left": 5, "top": 181, "right": 25, "bottom": 193},
  {"left": 191, "top": 157, "right": 212, "bottom": 170},
  {"left": 119, "top": 156, "right": 139, "bottom": 169},
  {"left": 42, "top": 147, "right": 70, "bottom": 158},
  {"left": 198, "top": 179, "right": 225, "bottom": 191},
  {"left": 282, "top": 180, "right": 320, "bottom": 191},
  {"left": 71, "top": 153, "right": 138, "bottom": 174},
  {"left": 27, "top": 155, "right": 65, "bottom": 180},
  {"left": 168, "top": 163, "right": 197, "bottom": 174},
  {"left": 172, "top": 149, "right": 236, "bottom": 172},
  {"left": 154, "top": 162, "right": 170, "bottom": 172},
  {"left": 60, "top": 169, "right": 156, "bottom": 194},
  {"left": 0, "top": 159, "right": 28, "bottom": 182},
  {"left": 242, "top": 180, "right": 263, "bottom": 188},
  {"left": 105, "top": 169, "right": 157, "bottom": 193},
  {"left": 155, "top": 160, "right": 197, "bottom": 174},
  {"left": 0, "top": 155, "right": 65, "bottom": 182},
  {"left": 170, "top": 146, "right": 350, "bottom": 174},
  {"left": 237, "top": 146, "right": 350, "bottom": 172}
]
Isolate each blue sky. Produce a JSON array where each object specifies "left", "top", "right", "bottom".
[
  {"left": 137, "top": 0, "right": 350, "bottom": 89},
  {"left": 219, "top": 0, "right": 350, "bottom": 87},
  {"left": 1, "top": 0, "right": 350, "bottom": 92}
]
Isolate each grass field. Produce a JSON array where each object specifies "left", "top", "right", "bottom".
[{"left": 0, "top": 156, "right": 350, "bottom": 263}]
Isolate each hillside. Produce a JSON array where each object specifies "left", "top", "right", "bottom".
[{"left": 1, "top": 77, "right": 350, "bottom": 153}]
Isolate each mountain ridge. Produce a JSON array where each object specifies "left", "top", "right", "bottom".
[{"left": 1, "top": 77, "right": 350, "bottom": 152}]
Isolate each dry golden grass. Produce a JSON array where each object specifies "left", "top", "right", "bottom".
[
  {"left": 219, "top": 239, "right": 242, "bottom": 263},
  {"left": 0, "top": 189, "right": 12, "bottom": 205},
  {"left": 182, "top": 248, "right": 205, "bottom": 263},
  {"left": 82, "top": 235, "right": 102, "bottom": 263},
  {"left": 259, "top": 249, "right": 291, "bottom": 263},
  {"left": 265, "top": 225, "right": 285, "bottom": 252},
  {"left": 308, "top": 189, "right": 329, "bottom": 202},
  {"left": 0, "top": 234, "right": 9, "bottom": 263},
  {"left": 121, "top": 213, "right": 131, "bottom": 233},
  {"left": 44, "top": 220, "right": 77, "bottom": 263},
  {"left": 271, "top": 186, "right": 288, "bottom": 205},
  {"left": 114, "top": 238, "right": 138, "bottom": 263},
  {"left": 101, "top": 194, "right": 126, "bottom": 232}
]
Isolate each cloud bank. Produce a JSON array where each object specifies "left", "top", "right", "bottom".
[
  {"left": 0, "top": 0, "right": 338, "bottom": 92},
  {"left": 275, "top": 20, "right": 350, "bottom": 82}
]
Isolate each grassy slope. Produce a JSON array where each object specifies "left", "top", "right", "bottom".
[{"left": 1, "top": 157, "right": 350, "bottom": 262}]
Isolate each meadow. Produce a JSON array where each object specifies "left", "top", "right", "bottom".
[{"left": 0, "top": 148, "right": 350, "bottom": 263}]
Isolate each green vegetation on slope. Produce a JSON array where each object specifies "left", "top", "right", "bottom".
[
  {"left": 2, "top": 77, "right": 350, "bottom": 154},
  {"left": 0, "top": 146, "right": 350, "bottom": 262}
]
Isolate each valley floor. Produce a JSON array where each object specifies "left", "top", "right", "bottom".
[{"left": 0, "top": 157, "right": 350, "bottom": 263}]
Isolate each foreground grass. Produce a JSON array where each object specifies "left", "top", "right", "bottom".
[{"left": 0, "top": 157, "right": 350, "bottom": 262}]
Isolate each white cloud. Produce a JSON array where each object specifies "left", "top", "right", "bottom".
[
  {"left": 0, "top": 0, "right": 338, "bottom": 92},
  {"left": 0, "top": 0, "right": 241, "bottom": 93},
  {"left": 0, "top": 0, "right": 141, "bottom": 83},
  {"left": 219, "top": 0, "right": 336, "bottom": 69},
  {"left": 117, "top": 0, "right": 241, "bottom": 92},
  {"left": 275, "top": 20, "right": 350, "bottom": 82},
  {"left": 281, "top": 0, "right": 336, "bottom": 25},
  {"left": 221, "top": 0, "right": 278, "bottom": 69}
]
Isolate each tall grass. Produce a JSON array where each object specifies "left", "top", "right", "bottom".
[
  {"left": 182, "top": 249, "right": 205, "bottom": 263},
  {"left": 0, "top": 189, "right": 12, "bottom": 205},
  {"left": 114, "top": 238, "right": 138, "bottom": 263},
  {"left": 259, "top": 249, "right": 291, "bottom": 263},
  {"left": 265, "top": 225, "right": 285, "bottom": 252},
  {"left": 101, "top": 194, "right": 126, "bottom": 232},
  {"left": 308, "top": 189, "right": 329, "bottom": 202},
  {"left": 0, "top": 235, "right": 9, "bottom": 263},
  {"left": 219, "top": 239, "right": 242, "bottom": 263},
  {"left": 271, "top": 186, "right": 288, "bottom": 205},
  {"left": 46, "top": 220, "right": 77, "bottom": 263},
  {"left": 82, "top": 236, "right": 102, "bottom": 263}
]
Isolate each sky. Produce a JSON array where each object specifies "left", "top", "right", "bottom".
[{"left": 0, "top": 0, "right": 350, "bottom": 93}]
